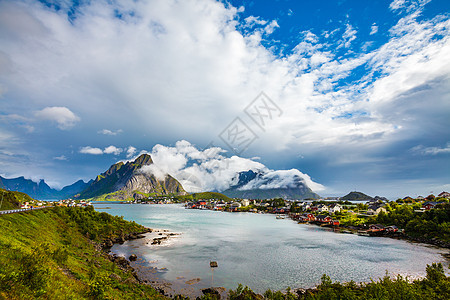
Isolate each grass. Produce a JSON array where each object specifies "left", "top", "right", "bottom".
[
  {"left": 0, "top": 189, "right": 34, "bottom": 211},
  {"left": 0, "top": 206, "right": 167, "bottom": 299}
]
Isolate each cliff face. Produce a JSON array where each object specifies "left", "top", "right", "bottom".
[{"left": 78, "top": 154, "right": 187, "bottom": 199}]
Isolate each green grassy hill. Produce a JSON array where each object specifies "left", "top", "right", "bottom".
[
  {"left": 0, "top": 189, "right": 34, "bottom": 210},
  {"left": 341, "top": 191, "right": 373, "bottom": 201},
  {"left": 0, "top": 206, "right": 166, "bottom": 299}
]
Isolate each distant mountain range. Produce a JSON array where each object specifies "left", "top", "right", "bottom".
[
  {"left": 2, "top": 155, "right": 323, "bottom": 200},
  {"left": 0, "top": 176, "right": 92, "bottom": 200},
  {"left": 222, "top": 170, "right": 320, "bottom": 200}
]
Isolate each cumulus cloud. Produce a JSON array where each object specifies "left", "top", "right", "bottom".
[
  {"left": 80, "top": 146, "right": 103, "bottom": 155},
  {"left": 126, "top": 146, "right": 137, "bottom": 158},
  {"left": 103, "top": 145, "right": 123, "bottom": 155},
  {"left": 0, "top": 0, "right": 448, "bottom": 196},
  {"left": 35, "top": 107, "right": 80, "bottom": 130},
  {"left": 98, "top": 129, "right": 123, "bottom": 136},
  {"left": 138, "top": 140, "right": 324, "bottom": 193},
  {"left": 79, "top": 145, "right": 123, "bottom": 155}
]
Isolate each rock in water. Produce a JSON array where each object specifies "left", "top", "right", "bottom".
[{"left": 129, "top": 254, "right": 137, "bottom": 261}]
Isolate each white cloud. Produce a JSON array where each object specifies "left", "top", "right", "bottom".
[
  {"left": 138, "top": 140, "right": 323, "bottom": 193},
  {"left": 103, "top": 145, "right": 123, "bottom": 155},
  {"left": 370, "top": 24, "right": 378, "bottom": 35},
  {"left": 0, "top": 0, "right": 448, "bottom": 196},
  {"left": 35, "top": 107, "right": 80, "bottom": 130},
  {"left": 411, "top": 143, "right": 450, "bottom": 155},
  {"left": 390, "top": 0, "right": 407, "bottom": 11},
  {"left": 339, "top": 23, "right": 357, "bottom": 48},
  {"left": 98, "top": 129, "right": 123, "bottom": 136},
  {"left": 80, "top": 146, "right": 103, "bottom": 155},
  {"left": 244, "top": 16, "right": 267, "bottom": 27},
  {"left": 126, "top": 146, "right": 137, "bottom": 158},
  {"left": 389, "top": 0, "right": 431, "bottom": 13},
  {"left": 80, "top": 145, "right": 123, "bottom": 155},
  {"left": 53, "top": 155, "right": 67, "bottom": 161},
  {"left": 2, "top": 0, "right": 447, "bottom": 153}
]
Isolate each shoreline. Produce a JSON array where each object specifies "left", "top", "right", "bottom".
[
  {"left": 102, "top": 227, "right": 210, "bottom": 298},
  {"left": 101, "top": 225, "right": 449, "bottom": 299},
  {"left": 96, "top": 205, "right": 449, "bottom": 298}
]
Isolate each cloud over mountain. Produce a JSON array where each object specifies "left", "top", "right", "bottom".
[{"left": 138, "top": 140, "right": 324, "bottom": 193}]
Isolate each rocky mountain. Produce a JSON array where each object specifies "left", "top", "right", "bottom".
[
  {"left": 59, "top": 179, "right": 94, "bottom": 199},
  {"left": 341, "top": 191, "right": 373, "bottom": 201},
  {"left": 222, "top": 170, "right": 320, "bottom": 200},
  {"left": 77, "top": 154, "right": 187, "bottom": 200},
  {"left": 0, "top": 176, "right": 90, "bottom": 200}
]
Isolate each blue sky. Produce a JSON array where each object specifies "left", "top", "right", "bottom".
[{"left": 0, "top": 0, "right": 449, "bottom": 198}]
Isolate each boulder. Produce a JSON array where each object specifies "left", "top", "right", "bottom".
[
  {"left": 202, "top": 288, "right": 221, "bottom": 299},
  {"left": 129, "top": 254, "right": 137, "bottom": 261}
]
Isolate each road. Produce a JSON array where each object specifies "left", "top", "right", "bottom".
[{"left": 0, "top": 206, "right": 51, "bottom": 215}]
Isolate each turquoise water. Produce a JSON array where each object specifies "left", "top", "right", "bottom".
[{"left": 95, "top": 203, "right": 448, "bottom": 293}]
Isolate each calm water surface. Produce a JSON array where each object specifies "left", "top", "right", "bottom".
[{"left": 94, "top": 203, "right": 448, "bottom": 293}]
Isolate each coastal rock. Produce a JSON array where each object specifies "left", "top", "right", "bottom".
[
  {"left": 114, "top": 236, "right": 126, "bottom": 244},
  {"left": 113, "top": 256, "right": 130, "bottom": 269},
  {"left": 202, "top": 288, "right": 221, "bottom": 299},
  {"left": 129, "top": 254, "right": 137, "bottom": 261},
  {"left": 102, "top": 239, "right": 114, "bottom": 249},
  {"left": 109, "top": 273, "right": 121, "bottom": 281}
]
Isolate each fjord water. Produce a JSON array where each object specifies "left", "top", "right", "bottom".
[{"left": 95, "top": 203, "right": 447, "bottom": 293}]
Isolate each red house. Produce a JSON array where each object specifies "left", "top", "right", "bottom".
[
  {"left": 369, "top": 224, "right": 385, "bottom": 232},
  {"left": 385, "top": 225, "right": 398, "bottom": 232},
  {"left": 331, "top": 220, "right": 340, "bottom": 226},
  {"left": 423, "top": 202, "right": 438, "bottom": 210},
  {"left": 316, "top": 215, "right": 332, "bottom": 223}
]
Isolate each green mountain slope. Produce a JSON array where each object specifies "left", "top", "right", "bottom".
[
  {"left": 0, "top": 188, "right": 35, "bottom": 210},
  {"left": 0, "top": 205, "right": 166, "bottom": 299}
]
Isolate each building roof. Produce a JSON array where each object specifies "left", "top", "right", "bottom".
[{"left": 316, "top": 214, "right": 331, "bottom": 220}]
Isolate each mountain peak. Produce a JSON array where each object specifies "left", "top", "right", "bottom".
[
  {"left": 77, "top": 152, "right": 186, "bottom": 199},
  {"left": 132, "top": 153, "right": 153, "bottom": 166}
]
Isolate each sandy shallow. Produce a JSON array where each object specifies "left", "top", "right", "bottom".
[{"left": 111, "top": 230, "right": 227, "bottom": 298}]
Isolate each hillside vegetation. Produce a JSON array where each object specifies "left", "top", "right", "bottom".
[
  {"left": 0, "top": 189, "right": 34, "bottom": 210},
  {"left": 0, "top": 206, "right": 166, "bottom": 299},
  {"left": 174, "top": 192, "right": 233, "bottom": 202}
]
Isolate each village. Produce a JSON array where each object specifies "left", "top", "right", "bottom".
[
  {"left": 19, "top": 198, "right": 93, "bottom": 209},
  {"left": 183, "top": 191, "right": 450, "bottom": 236}
]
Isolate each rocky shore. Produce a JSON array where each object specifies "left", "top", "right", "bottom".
[
  {"left": 328, "top": 224, "right": 450, "bottom": 249},
  {"left": 99, "top": 227, "right": 186, "bottom": 297}
]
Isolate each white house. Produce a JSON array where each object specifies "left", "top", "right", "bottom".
[
  {"left": 317, "top": 204, "right": 329, "bottom": 212},
  {"left": 230, "top": 202, "right": 242, "bottom": 210},
  {"left": 328, "top": 203, "right": 342, "bottom": 214},
  {"left": 241, "top": 199, "right": 250, "bottom": 207},
  {"left": 367, "top": 204, "right": 387, "bottom": 215},
  {"left": 301, "top": 202, "right": 311, "bottom": 211}
]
